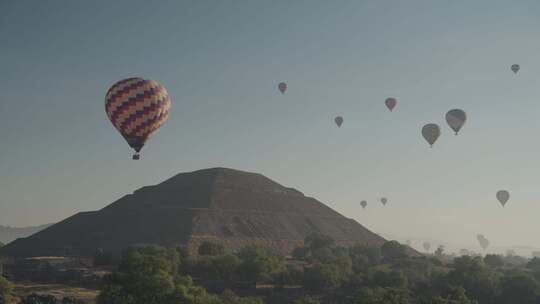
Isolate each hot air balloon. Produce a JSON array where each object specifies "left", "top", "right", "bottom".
[
  {"left": 360, "top": 200, "right": 367, "bottom": 209},
  {"left": 385, "top": 98, "right": 397, "bottom": 112},
  {"left": 380, "top": 197, "right": 388, "bottom": 205},
  {"left": 335, "top": 116, "right": 343, "bottom": 127},
  {"left": 476, "top": 234, "right": 490, "bottom": 251},
  {"left": 423, "top": 242, "right": 431, "bottom": 253},
  {"left": 422, "top": 124, "right": 441, "bottom": 147},
  {"left": 496, "top": 190, "right": 510, "bottom": 207},
  {"left": 446, "top": 109, "right": 467, "bottom": 135},
  {"left": 105, "top": 77, "right": 172, "bottom": 160},
  {"left": 511, "top": 64, "right": 520, "bottom": 74},
  {"left": 278, "top": 82, "right": 287, "bottom": 94}
]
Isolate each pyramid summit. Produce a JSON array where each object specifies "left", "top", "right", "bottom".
[{"left": 0, "top": 167, "right": 387, "bottom": 258}]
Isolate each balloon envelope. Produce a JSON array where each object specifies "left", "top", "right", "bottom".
[
  {"left": 380, "top": 197, "right": 388, "bottom": 205},
  {"left": 360, "top": 200, "right": 367, "bottom": 209},
  {"left": 496, "top": 190, "right": 510, "bottom": 206},
  {"left": 511, "top": 64, "right": 520, "bottom": 74},
  {"left": 476, "top": 234, "right": 490, "bottom": 250},
  {"left": 105, "top": 78, "right": 172, "bottom": 158},
  {"left": 385, "top": 98, "right": 397, "bottom": 111},
  {"left": 422, "top": 124, "right": 441, "bottom": 147},
  {"left": 278, "top": 82, "right": 287, "bottom": 94},
  {"left": 446, "top": 109, "right": 467, "bottom": 135},
  {"left": 335, "top": 116, "right": 343, "bottom": 127}
]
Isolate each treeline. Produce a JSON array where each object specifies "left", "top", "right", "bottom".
[
  {"left": 3, "top": 234, "right": 540, "bottom": 303},
  {"left": 96, "top": 234, "right": 540, "bottom": 304}
]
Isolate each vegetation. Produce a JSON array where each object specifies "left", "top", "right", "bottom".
[
  {"left": 0, "top": 274, "right": 12, "bottom": 304},
  {"left": 198, "top": 241, "right": 225, "bottom": 256},
  {"left": 93, "top": 235, "right": 540, "bottom": 303},
  {"left": 8, "top": 234, "right": 540, "bottom": 303},
  {"left": 97, "top": 244, "right": 262, "bottom": 304}
]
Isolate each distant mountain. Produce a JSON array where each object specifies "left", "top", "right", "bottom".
[
  {"left": 0, "top": 224, "right": 52, "bottom": 244},
  {"left": 0, "top": 168, "right": 414, "bottom": 258}
]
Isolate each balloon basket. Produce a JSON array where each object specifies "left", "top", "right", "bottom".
[{"left": 132, "top": 154, "right": 140, "bottom": 160}]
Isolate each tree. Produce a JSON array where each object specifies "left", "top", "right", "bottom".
[
  {"left": 191, "top": 254, "right": 241, "bottom": 281},
  {"left": 22, "top": 294, "right": 57, "bottom": 304},
  {"left": 294, "top": 295, "right": 320, "bottom": 304},
  {"left": 350, "top": 287, "right": 410, "bottom": 304},
  {"left": 434, "top": 245, "right": 445, "bottom": 258},
  {"left": 431, "top": 286, "right": 478, "bottom": 304},
  {"left": 303, "top": 263, "right": 344, "bottom": 291},
  {"left": 236, "top": 245, "right": 285, "bottom": 283},
  {"left": 0, "top": 275, "right": 12, "bottom": 304},
  {"left": 483, "top": 254, "right": 504, "bottom": 268},
  {"left": 212, "top": 254, "right": 241, "bottom": 281},
  {"left": 372, "top": 270, "right": 408, "bottom": 289},
  {"left": 291, "top": 246, "right": 308, "bottom": 260},
  {"left": 198, "top": 241, "right": 225, "bottom": 256},
  {"left": 498, "top": 273, "right": 540, "bottom": 304},
  {"left": 220, "top": 289, "right": 263, "bottom": 304},
  {"left": 97, "top": 245, "right": 180, "bottom": 304},
  {"left": 381, "top": 241, "right": 407, "bottom": 260},
  {"left": 447, "top": 256, "right": 499, "bottom": 303},
  {"left": 526, "top": 257, "right": 540, "bottom": 271},
  {"left": 304, "top": 233, "right": 335, "bottom": 252},
  {"left": 350, "top": 244, "right": 382, "bottom": 265}
]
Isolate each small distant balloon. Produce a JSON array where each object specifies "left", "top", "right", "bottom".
[
  {"left": 496, "top": 190, "right": 510, "bottom": 207},
  {"left": 385, "top": 98, "right": 397, "bottom": 112},
  {"left": 360, "top": 200, "right": 367, "bottom": 209},
  {"left": 380, "top": 197, "right": 388, "bottom": 206},
  {"left": 476, "top": 234, "right": 490, "bottom": 251},
  {"left": 446, "top": 109, "right": 467, "bottom": 135},
  {"left": 423, "top": 242, "right": 431, "bottom": 252},
  {"left": 422, "top": 124, "right": 441, "bottom": 147},
  {"left": 335, "top": 116, "right": 343, "bottom": 127},
  {"left": 511, "top": 64, "right": 520, "bottom": 74},
  {"left": 278, "top": 82, "right": 287, "bottom": 94}
]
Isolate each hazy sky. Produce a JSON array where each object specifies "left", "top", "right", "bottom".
[{"left": 2, "top": 0, "right": 540, "bottom": 252}]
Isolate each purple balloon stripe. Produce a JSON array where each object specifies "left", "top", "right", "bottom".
[
  {"left": 118, "top": 96, "right": 170, "bottom": 132},
  {"left": 109, "top": 87, "right": 164, "bottom": 122}
]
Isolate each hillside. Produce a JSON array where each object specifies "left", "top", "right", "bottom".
[{"left": 0, "top": 168, "right": 389, "bottom": 258}]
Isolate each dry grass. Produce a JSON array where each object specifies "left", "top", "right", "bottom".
[{"left": 13, "top": 282, "right": 99, "bottom": 302}]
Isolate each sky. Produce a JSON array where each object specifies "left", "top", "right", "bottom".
[{"left": 2, "top": 0, "right": 540, "bottom": 254}]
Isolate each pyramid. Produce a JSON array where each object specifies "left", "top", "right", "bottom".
[{"left": 0, "top": 168, "right": 387, "bottom": 258}]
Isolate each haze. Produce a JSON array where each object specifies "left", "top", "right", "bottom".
[{"left": 2, "top": 0, "right": 540, "bottom": 253}]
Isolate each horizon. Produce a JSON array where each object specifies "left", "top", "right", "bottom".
[{"left": 3, "top": 0, "right": 540, "bottom": 252}]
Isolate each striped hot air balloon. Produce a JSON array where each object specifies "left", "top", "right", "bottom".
[{"left": 105, "top": 77, "right": 172, "bottom": 160}]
